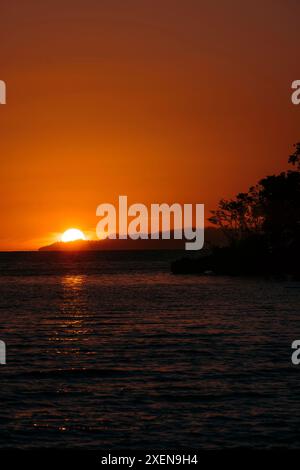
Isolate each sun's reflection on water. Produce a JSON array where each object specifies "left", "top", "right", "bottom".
[
  {"left": 62, "top": 274, "right": 86, "bottom": 290},
  {"left": 48, "top": 274, "right": 92, "bottom": 351}
]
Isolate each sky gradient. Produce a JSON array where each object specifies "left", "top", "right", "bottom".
[{"left": 0, "top": 0, "right": 299, "bottom": 250}]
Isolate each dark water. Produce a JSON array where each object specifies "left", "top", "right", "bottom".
[{"left": 0, "top": 251, "right": 300, "bottom": 449}]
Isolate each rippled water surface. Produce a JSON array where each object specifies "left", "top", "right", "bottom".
[{"left": 0, "top": 251, "right": 300, "bottom": 449}]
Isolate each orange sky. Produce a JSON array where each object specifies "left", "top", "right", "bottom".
[{"left": 0, "top": 0, "right": 299, "bottom": 250}]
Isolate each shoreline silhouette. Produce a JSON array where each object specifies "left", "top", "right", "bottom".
[{"left": 172, "top": 143, "right": 300, "bottom": 279}]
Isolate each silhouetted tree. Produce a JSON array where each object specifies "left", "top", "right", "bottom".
[
  {"left": 173, "top": 143, "right": 300, "bottom": 276},
  {"left": 289, "top": 142, "right": 300, "bottom": 169},
  {"left": 259, "top": 170, "right": 300, "bottom": 246},
  {"left": 209, "top": 186, "right": 264, "bottom": 242},
  {"left": 209, "top": 144, "right": 300, "bottom": 251}
]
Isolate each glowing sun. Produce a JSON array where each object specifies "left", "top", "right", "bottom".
[{"left": 61, "top": 228, "right": 86, "bottom": 243}]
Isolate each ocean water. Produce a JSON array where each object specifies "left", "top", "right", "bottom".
[{"left": 0, "top": 251, "right": 300, "bottom": 449}]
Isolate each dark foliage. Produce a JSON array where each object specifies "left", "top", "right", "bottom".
[{"left": 173, "top": 143, "right": 300, "bottom": 277}]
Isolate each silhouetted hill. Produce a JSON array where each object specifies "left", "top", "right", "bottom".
[
  {"left": 39, "top": 227, "right": 225, "bottom": 251},
  {"left": 39, "top": 238, "right": 185, "bottom": 251}
]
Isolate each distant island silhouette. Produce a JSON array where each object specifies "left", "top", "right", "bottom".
[
  {"left": 172, "top": 143, "right": 300, "bottom": 279},
  {"left": 40, "top": 238, "right": 185, "bottom": 251},
  {"left": 39, "top": 227, "right": 225, "bottom": 251}
]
